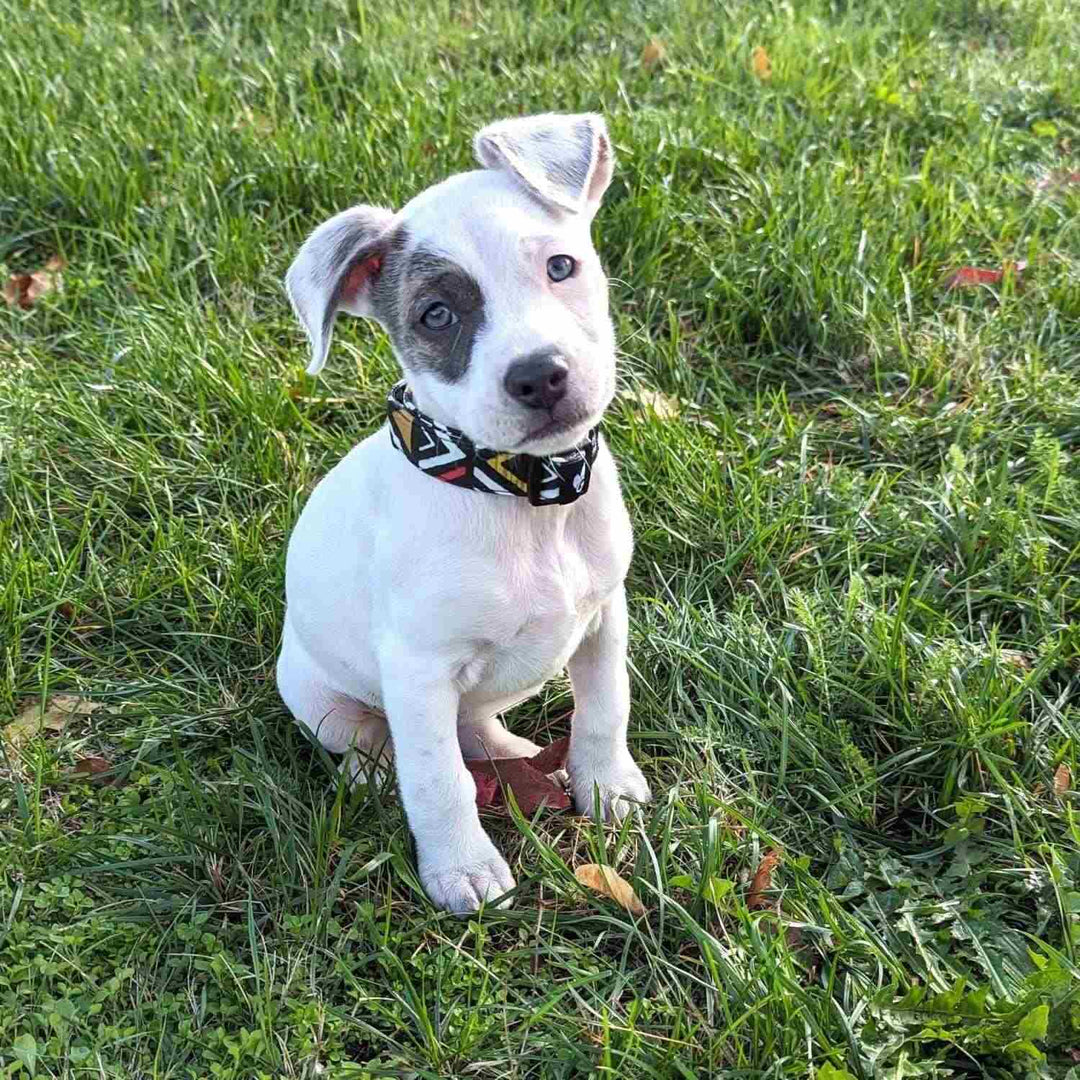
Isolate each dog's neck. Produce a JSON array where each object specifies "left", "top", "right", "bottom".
[{"left": 386, "top": 381, "right": 599, "bottom": 507}]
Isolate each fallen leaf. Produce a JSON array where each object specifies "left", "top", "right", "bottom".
[
  {"left": 3, "top": 255, "right": 65, "bottom": 310},
  {"left": 528, "top": 735, "right": 569, "bottom": 774},
  {"left": 629, "top": 386, "right": 681, "bottom": 420},
  {"left": 751, "top": 45, "right": 772, "bottom": 80},
  {"left": 232, "top": 106, "right": 274, "bottom": 135},
  {"left": 575, "top": 863, "right": 647, "bottom": 916},
  {"left": 4, "top": 695, "right": 102, "bottom": 749},
  {"left": 747, "top": 849, "right": 782, "bottom": 909},
  {"left": 1053, "top": 763, "right": 1071, "bottom": 796},
  {"left": 1034, "top": 169, "right": 1080, "bottom": 192},
  {"left": 472, "top": 771, "right": 499, "bottom": 806},
  {"left": 467, "top": 740, "right": 571, "bottom": 814},
  {"left": 641, "top": 38, "right": 666, "bottom": 70},
  {"left": 943, "top": 261, "right": 1025, "bottom": 290},
  {"left": 1000, "top": 649, "right": 1034, "bottom": 670},
  {"left": 73, "top": 756, "right": 113, "bottom": 783}
]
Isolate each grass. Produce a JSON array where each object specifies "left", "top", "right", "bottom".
[{"left": 2, "top": 0, "right": 1080, "bottom": 1075}]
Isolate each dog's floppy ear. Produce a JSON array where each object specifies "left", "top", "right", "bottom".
[
  {"left": 473, "top": 112, "right": 615, "bottom": 219},
  {"left": 285, "top": 205, "right": 396, "bottom": 375}
]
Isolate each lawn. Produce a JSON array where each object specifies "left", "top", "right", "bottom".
[{"left": 2, "top": 0, "right": 1080, "bottom": 1075}]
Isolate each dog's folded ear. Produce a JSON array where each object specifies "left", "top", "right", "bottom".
[
  {"left": 473, "top": 112, "right": 615, "bottom": 219},
  {"left": 285, "top": 205, "right": 396, "bottom": 375}
]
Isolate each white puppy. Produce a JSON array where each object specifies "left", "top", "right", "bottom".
[{"left": 278, "top": 113, "right": 651, "bottom": 913}]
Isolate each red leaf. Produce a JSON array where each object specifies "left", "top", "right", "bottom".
[
  {"left": 527, "top": 735, "right": 570, "bottom": 774},
  {"left": 944, "top": 261, "right": 1026, "bottom": 290},
  {"left": 472, "top": 771, "right": 499, "bottom": 808},
  {"left": 466, "top": 738, "right": 572, "bottom": 814}
]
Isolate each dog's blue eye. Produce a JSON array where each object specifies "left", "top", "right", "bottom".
[
  {"left": 547, "top": 255, "right": 575, "bottom": 282},
  {"left": 421, "top": 302, "right": 457, "bottom": 330}
]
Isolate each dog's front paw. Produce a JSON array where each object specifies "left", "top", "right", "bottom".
[
  {"left": 419, "top": 844, "right": 516, "bottom": 914},
  {"left": 568, "top": 750, "right": 651, "bottom": 822}
]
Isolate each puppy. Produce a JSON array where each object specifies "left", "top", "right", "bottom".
[{"left": 278, "top": 113, "right": 651, "bottom": 913}]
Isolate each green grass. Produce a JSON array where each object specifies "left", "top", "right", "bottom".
[{"left": 3, "top": 0, "right": 1080, "bottom": 1075}]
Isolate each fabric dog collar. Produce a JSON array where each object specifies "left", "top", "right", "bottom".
[{"left": 386, "top": 381, "right": 599, "bottom": 506}]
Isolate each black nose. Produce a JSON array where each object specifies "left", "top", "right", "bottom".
[{"left": 503, "top": 352, "right": 569, "bottom": 410}]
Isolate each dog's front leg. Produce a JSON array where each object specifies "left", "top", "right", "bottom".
[
  {"left": 566, "top": 587, "right": 652, "bottom": 820},
  {"left": 381, "top": 665, "right": 515, "bottom": 913}
]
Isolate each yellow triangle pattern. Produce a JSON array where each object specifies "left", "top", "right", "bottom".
[
  {"left": 392, "top": 409, "right": 414, "bottom": 453},
  {"left": 485, "top": 453, "right": 529, "bottom": 493}
]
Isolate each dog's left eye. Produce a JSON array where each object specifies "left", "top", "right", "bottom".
[
  {"left": 547, "top": 255, "right": 576, "bottom": 282},
  {"left": 420, "top": 302, "right": 458, "bottom": 330}
]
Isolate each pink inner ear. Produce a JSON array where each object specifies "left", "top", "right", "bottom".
[{"left": 341, "top": 254, "right": 382, "bottom": 302}]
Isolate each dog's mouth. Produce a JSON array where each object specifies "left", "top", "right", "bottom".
[{"left": 516, "top": 412, "right": 592, "bottom": 450}]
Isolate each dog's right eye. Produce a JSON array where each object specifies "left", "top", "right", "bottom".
[{"left": 420, "top": 302, "right": 457, "bottom": 330}]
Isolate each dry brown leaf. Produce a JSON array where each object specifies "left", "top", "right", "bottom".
[
  {"left": 4, "top": 694, "right": 102, "bottom": 748},
  {"left": 747, "top": 849, "right": 782, "bottom": 909},
  {"left": 751, "top": 45, "right": 772, "bottom": 80},
  {"left": 1053, "top": 763, "right": 1071, "bottom": 796},
  {"left": 575, "top": 863, "right": 647, "bottom": 916},
  {"left": 641, "top": 38, "right": 666, "bottom": 70},
  {"left": 3, "top": 256, "right": 65, "bottom": 310},
  {"left": 1034, "top": 169, "right": 1080, "bottom": 192},
  {"left": 1001, "top": 649, "right": 1034, "bottom": 670},
  {"left": 73, "top": 756, "right": 112, "bottom": 782},
  {"left": 630, "top": 387, "right": 681, "bottom": 420},
  {"left": 232, "top": 106, "right": 274, "bottom": 135}
]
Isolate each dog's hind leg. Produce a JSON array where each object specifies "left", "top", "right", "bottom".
[
  {"left": 277, "top": 625, "right": 392, "bottom": 786},
  {"left": 457, "top": 712, "right": 543, "bottom": 761}
]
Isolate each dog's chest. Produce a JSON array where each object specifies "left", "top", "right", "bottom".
[{"left": 457, "top": 507, "right": 629, "bottom": 697}]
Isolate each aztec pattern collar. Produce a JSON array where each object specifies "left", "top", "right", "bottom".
[{"left": 386, "top": 381, "right": 599, "bottom": 507}]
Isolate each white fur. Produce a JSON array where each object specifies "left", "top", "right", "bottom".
[{"left": 278, "top": 114, "right": 650, "bottom": 913}]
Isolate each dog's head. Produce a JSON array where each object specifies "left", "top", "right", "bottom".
[{"left": 286, "top": 113, "right": 617, "bottom": 455}]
